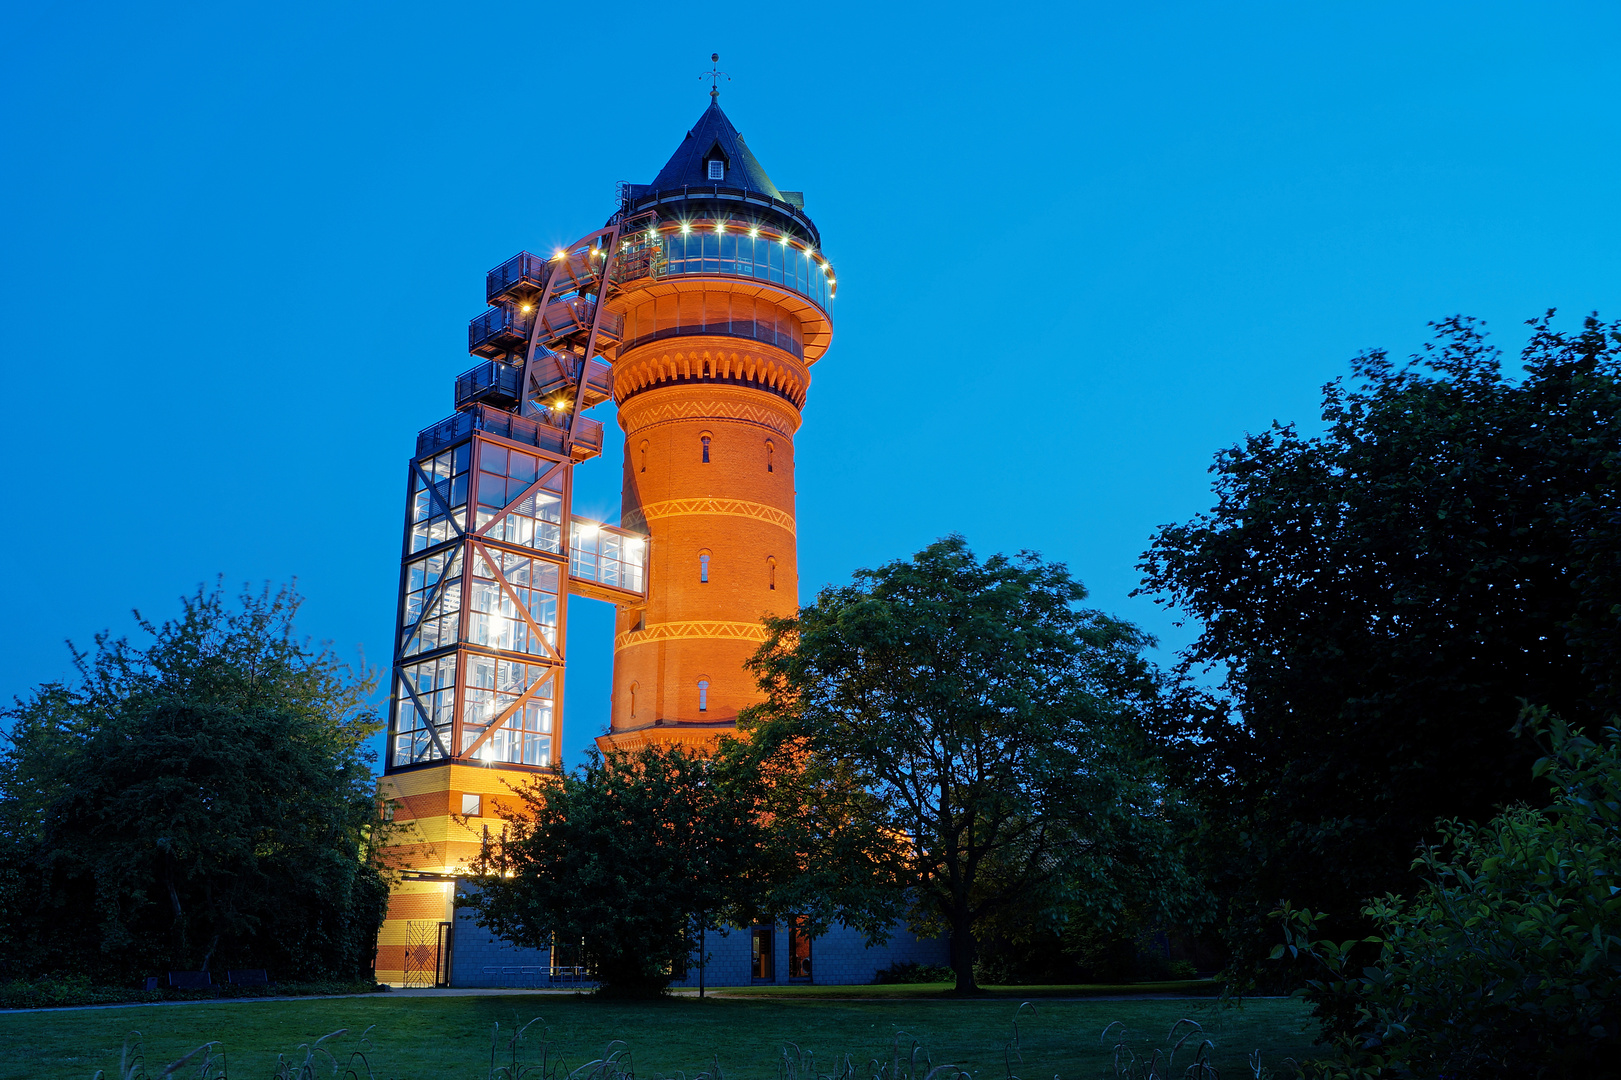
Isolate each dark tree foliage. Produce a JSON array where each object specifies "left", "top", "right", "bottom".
[
  {"left": 0, "top": 584, "right": 390, "bottom": 983},
  {"left": 1138, "top": 313, "right": 1621, "bottom": 975},
  {"left": 1277, "top": 709, "right": 1621, "bottom": 1077},
  {"left": 743, "top": 536, "right": 1207, "bottom": 994},
  {"left": 463, "top": 743, "right": 774, "bottom": 997}
]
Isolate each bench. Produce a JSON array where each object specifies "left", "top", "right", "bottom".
[
  {"left": 168, "top": 971, "right": 213, "bottom": 992},
  {"left": 226, "top": 969, "right": 274, "bottom": 988}
]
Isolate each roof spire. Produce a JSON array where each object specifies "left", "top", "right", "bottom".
[{"left": 702, "top": 52, "right": 729, "bottom": 101}]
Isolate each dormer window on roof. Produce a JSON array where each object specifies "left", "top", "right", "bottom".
[{"left": 707, "top": 159, "right": 725, "bottom": 180}]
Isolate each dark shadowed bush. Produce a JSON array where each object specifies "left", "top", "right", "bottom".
[{"left": 1277, "top": 708, "right": 1621, "bottom": 1077}]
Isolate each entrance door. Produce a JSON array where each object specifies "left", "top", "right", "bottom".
[{"left": 402, "top": 920, "right": 440, "bottom": 988}]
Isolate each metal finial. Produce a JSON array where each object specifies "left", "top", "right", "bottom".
[{"left": 702, "top": 53, "right": 730, "bottom": 100}]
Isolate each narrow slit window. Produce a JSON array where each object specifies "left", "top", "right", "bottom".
[
  {"left": 766, "top": 440, "right": 775, "bottom": 473},
  {"left": 629, "top": 681, "right": 638, "bottom": 718},
  {"left": 699, "top": 552, "right": 710, "bottom": 583},
  {"left": 701, "top": 435, "right": 711, "bottom": 463},
  {"left": 639, "top": 440, "right": 648, "bottom": 473},
  {"left": 698, "top": 679, "right": 709, "bottom": 712},
  {"left": 767, "top": 556, "right": 777, "bottom": 591}
]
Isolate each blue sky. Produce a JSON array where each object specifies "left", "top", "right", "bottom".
[{"left": 3, "top": 2, "right": 1618, "bottom": 767}]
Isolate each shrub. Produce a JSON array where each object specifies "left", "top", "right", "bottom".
[
  {"left": 874, "top": 961, "right": 953, "bottom": 984},
  {"left": 1275, "top": 708, "right": 1621, "bottom": 1077}
]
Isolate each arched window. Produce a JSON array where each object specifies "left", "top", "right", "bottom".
[
  {"left": 639, "top": 440, "right": 648, "bottom": 474},
  {"left": 699, "top": 550, "right": 710, "bottom": 583},
  {"left": 765, "top": 439, "right": 775, "bottom": 473},
  {"left": 698, "top": 679, "right": 709, "bottom": 712},
  {"left": 702, "top": 359, "right": 711, "bottom": 377},
  {"left": 629, "top": 681, "right": 639, "bottom": 718},
  {"left": 767, "top": 556, "right": 777, "bottom": 591},
  {"left": 701, "top": 435, "right": 711, "bottom": 463}
]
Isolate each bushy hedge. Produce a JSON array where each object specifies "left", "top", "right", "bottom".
[
  {"left": 1277, "top": 709, "right": 1621, "bottom": 1077},
  {"left": 874, "top": 961, "right": 954, "bottom": 984}
]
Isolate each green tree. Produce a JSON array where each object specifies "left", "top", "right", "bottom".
[
  {"left": 1276, "top": 709, "right": 1621, "bottom": 1078},
  {"left": 462, "top": 742, "right": 772, "bottom": 997},
  {"left": 1138, "top": 313, "right": 1621, "bottom": 977},
  {"left": 742, "top": 536, "right": 1206, "bottom": 994},
  {"left": 0, "top": 583, "right": 390, "bottom": 982}
]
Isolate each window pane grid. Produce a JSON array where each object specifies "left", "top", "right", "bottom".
[
  {"left": 401, "top": 549, "right": 462, "bottom": 657},
  {"left": 569, "top": 520, "right": 647, "bottom": 593},
  {"left": 461, "top": 656, "right": 554, "bottom": 767},
  {"left": 392, "top": 655, "right": 457, "bottom": 767},
  {"left": 475, "top": 444, "right": 564, "bottom": 553},
  {"left": 410, "top": 443, "right": 471, "bottom": 553},
  {"left": 468, "top": 548, "right": 560, "bottom": 656}
]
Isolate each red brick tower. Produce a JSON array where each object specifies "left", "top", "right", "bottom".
[{"left": 598, "top": 96, "right": 834, "bottom": 750}]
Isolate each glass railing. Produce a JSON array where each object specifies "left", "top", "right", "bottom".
[
  {"left": 487, "top": 251, "right": 551, "bottom": 304},
  {"left": 455, "top": 360, "right": 523, "bottom": 410},
  {"left": 568, "top": 517, "right": 647, "bottom": 596},
  {"left": 469, "top": 303, "right": 531, "bottom": 353},
  {"left": 616, "top": 226, "right": 834, "bottom": 314},
  {"left": 418, "top": 405, "right": 603, "bottom": 460}
]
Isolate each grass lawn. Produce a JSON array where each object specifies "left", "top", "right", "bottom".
[
  {"left": 705, "top": 980, "right": 1220, "bottom": 999},
  {"left": 2, "top": 993, "right": 1318, "bottom": 1080}
]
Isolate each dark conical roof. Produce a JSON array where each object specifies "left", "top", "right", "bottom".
[{"left": 648, "top": 100, "right": 783, "bottom": 200}]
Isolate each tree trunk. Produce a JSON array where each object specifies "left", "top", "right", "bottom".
[{"left": 948, "top": 907, "right": 978, "bottom": 995}]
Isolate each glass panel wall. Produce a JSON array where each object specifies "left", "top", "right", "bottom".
[
  {"left": 409, "top": 443, "right": 471, "bottom": 553},
  {"left": 475, "top": 444, "right": 565, "bottom": 552},
  {"left": 569, "top": 519, "right": 647, "bottom": 594},
  {"left": 400, "top": 548, "right": 462, "bottom": 657},
  {"left": 461, "top": 657, "right": 553, "bottom": 766},
  {"left": 392, "top": 655, "right": 457, "bottom": 767},
  {"left": 468, "top": 548, "right": 560, "bottom": 656}
]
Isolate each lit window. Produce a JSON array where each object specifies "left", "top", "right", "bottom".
[
  {"left": 708, "top": 160, "right": 724, "bottom": 180},
  {"left": 698, "top": 679, "right": 709, "bottom": 712},
  {"left": 462, "top": 794, "right": 481, "bottom": 817},
  {"left": 700, "top": 551, "right": 710, "bottom": 583}
]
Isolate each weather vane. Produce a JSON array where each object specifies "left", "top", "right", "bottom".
[{"left": 701, "top": 53, "right": 730, "bottom": 100}]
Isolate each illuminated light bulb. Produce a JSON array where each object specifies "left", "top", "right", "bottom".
[
  {"left": 553, "top": 399, "right": 570, "bottom": 410},
  {"left": 554, "top": 248, "right": 566, "bottom": 259},
  {"left": 681, "top": 222, "right": 692, "bottom": 235},
  {"left": 749, "top": 227, "right": 759, "bottom": 238},
  {"left": 716, "top": 220, "right": 725, "bottom": 234},
  {"left": 520, "top": 304, "right": 532, "bottom": 313},
  {"left": 780, "top": 235, "right": 790, "bottom": 246}
]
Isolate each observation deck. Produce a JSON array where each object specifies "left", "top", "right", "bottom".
[{"left": 417, "top": 404, "right": 603, "bottom": 462}]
